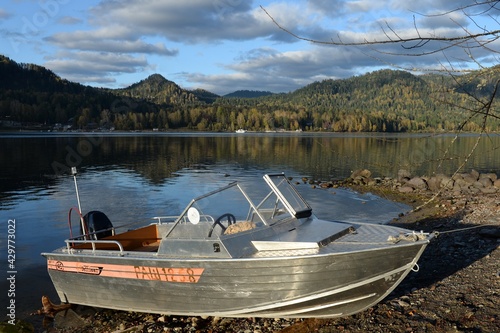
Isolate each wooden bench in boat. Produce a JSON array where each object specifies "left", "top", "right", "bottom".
[{"left": 72, "top": 224, "right": 161, "bottom": 252}]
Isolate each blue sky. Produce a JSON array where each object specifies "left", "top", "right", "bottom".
[{"left": 0, "top": 0, "right": 497, "bottom": 95}]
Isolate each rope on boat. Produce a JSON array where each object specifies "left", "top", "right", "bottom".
[
  {"left": 432, "top": 223, "right": 499, "bottom": 237},
  {"left": 387, "top": 222, "right": 498, "bottom": 242}
]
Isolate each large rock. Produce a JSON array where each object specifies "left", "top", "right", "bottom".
[
  {"left": 494, "top": 179, "right": 500, "bottom": 188},
  {"left": 470, "top": 169, "right": 480, "bottom": 181},
  {"left": 407, "top": 177, "right": 428, "bottom": 190},
  {"left": 426, "top": 176, "right": 441, "bottom": 192},
  {"left": 350, "top": 169, "right": 373, "bottom": 185},
  {"left": 397, "top": 169, "right": 411, "bottom": 182},
  {"left": 472, "top": 181, "right": 484, "bottom": 189},
  {"left": 54, "top": 309, "right": 89, "bottom": 330},
  {"left": 478, "top": 177, "right": 493, "bottom": 188},
  {"left": 454, "top": 178, "right": 469, "bottom": 190},
  {"left": 351, "top": 169, "right": 372, "bottom": 179},
  {"left": 480, "top": 173, "right": 497, "bottom": 182},
  {"left": 462, "top": 174, "right": 478, "bottom": 184},
  {"left": 398, "top": 186, "right": 414, "bottom": 193},
  {"left": 440, "top": 176, "right": 454, "bottom": 189},
  {"left": 427, "top": 174, "right": 448, "bottom": 191},
  {"left": 480, "top": 187, "right": 498, "bottom": 194}
]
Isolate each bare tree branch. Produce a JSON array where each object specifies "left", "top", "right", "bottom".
[
  {"left": 260, "top": 5, "right": 500, "bottom": 49},
  {"left": 262, "top": 1, "right": 500, "bottom": 208}
]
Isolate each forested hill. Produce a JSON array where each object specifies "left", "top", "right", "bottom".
[
  {"left": 263, "top": 70, "right": 440, "bottom": 132},
  {"left": 0, "top": 55, "right": 123, "bottom": 127},
  {"left": 0, "top": 55, "right": 215, "bottom": 129},
  {"left": 0, "top": 54, "right": 498, "bottom": 132},
  {"left": 112, "top": 74, "right": 219, "bottom": 105},
  {"left": 0, "top": 55, "right": 87, "bottom": 93}
]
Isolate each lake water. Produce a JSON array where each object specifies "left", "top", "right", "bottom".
[{"left": 0, "top": 132, "right": 499, "bottom": 321}]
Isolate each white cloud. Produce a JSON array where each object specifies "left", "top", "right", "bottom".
[
  {"left": 182, "top": 45, "right": 371, "bottom": 94},
  {"left": 345, "top": 0, "right": 385, "bottom": 14},
  {"left": 33, "top": 0, "right": 500, "bottom": 93},
  {"left": 44, "top": 51, "right": 152, "bottom": 85},
  {"left": 87, "top": 0, "right": 265, "bottom": 43},
  {"left": 46, "top": 30, "right": 178, "bottom": 55},
  {"left": 307, "top": 0, "right": 346, "bottom": 15}
]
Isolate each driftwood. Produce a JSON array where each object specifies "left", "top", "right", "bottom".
[{"left": 32, "top": 295, "right": 71, "bottom": 318}]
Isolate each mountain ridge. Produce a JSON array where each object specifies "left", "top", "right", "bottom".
[
  {"left": 1, "top": 54, "right": 498, "bottom": 132},
  {"left": 224, "top": 90, "right": 274, "bottom": 98},
  {"left": 112, "top": 73, "right": 203, "bottom": 106}
]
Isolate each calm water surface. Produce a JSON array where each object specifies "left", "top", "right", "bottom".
[{"left": 0, "top": 132, "right": 499, "bottom": 319}]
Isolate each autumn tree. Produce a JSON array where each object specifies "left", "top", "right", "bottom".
[{"left": 261, "top": 1, "right": 500, "bottom": 133}]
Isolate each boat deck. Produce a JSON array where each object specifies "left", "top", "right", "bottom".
[
  {"left": 62, "top": 218, "right": 428, "bottom": 261},
  {"left": 252, "top": 219, "right": 352, "bottom": 251}
]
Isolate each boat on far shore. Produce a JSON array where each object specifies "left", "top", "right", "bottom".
[{"left": 42, "top": 172, "right": 433, "bottom": 318}]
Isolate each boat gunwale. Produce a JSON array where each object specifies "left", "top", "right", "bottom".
[{"left": 41, "top": 234, "right": 432, "bottom": 263}]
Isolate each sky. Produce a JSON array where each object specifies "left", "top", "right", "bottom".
[{"left": 0, "top": 0, "right": 498, "bottom": 95}]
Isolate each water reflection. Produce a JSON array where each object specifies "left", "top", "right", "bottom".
[{"left": 2, "top": 133, "right": 499, "bottom": 191}]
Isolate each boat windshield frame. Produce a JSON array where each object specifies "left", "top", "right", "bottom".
[
  {"left": 163, "top": 174, "right": 312, "bottom": 238},
  {"left": 262, "top": 174, "right": 312, "bottom": 219},
  {"left": 164, "top": 182, "right": 268, "bottom": 237}
]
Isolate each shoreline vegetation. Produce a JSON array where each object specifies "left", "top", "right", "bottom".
[
  {"left": 2, "top": 55, "right": 500, "bottom": 134},
  {"left": 4, "top": 169, "right": 499, "bottom": 333},
  {"left": 1, "top": 128, "right": 499, "bottom": 137}
]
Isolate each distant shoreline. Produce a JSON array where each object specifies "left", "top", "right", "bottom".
[{"left": 1, "top": 129, "right": 497, "bottom": 138}]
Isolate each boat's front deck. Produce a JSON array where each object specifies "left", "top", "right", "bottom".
[{"left": 251, "top": 219, "right": 352, "bottom": 251}]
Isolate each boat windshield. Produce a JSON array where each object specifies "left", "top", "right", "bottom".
[
  {"left": 164, "top": 174, "right": 312, "bottom": 238},
  {"left": 173, "top": 182, "right": 267, "bottom": 227},
  {"left": 262, "top": 174, "right": 312, "bottom": 219}
]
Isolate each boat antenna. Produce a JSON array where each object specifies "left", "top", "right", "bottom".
[{"left": 71, "top": 166, "right": 84, "bottom": 218}]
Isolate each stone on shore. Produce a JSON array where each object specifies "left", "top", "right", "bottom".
[
  {"left": 54, "top": 309, "right": 88, "bottom": 330},
  {"left": 398, "top": 186, "right": 414, "bottom": 193},
  {"left": 406, "top": 177, "right": 428, "bottom": 190},
  {"left": 338, "top": 168, "right": 498, "bottom": 196},
  {"left": 397, "top": 169, "right": 411, "bottom": 182},
  {"left": 349, "top": 169, "right": 373, "bottom": 185}
]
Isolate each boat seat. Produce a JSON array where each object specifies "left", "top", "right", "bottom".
[{"left": 82, "top": 211, "right": 114, "bottom": 240}]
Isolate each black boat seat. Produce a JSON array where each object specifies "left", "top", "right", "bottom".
[{"left": 82, "top": 211, "right": 114, "bottom": 240}]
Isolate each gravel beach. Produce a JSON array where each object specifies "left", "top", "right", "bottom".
[{"left": 6, "top": 170, "right": 499, "bottom": 333}]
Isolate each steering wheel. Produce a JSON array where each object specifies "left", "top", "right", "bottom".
[{"left": 208, "top": 213, "right": 236, "bottom": 237}]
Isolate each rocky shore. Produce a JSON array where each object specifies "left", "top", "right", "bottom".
[{"left": 5, "top": 170, "right": 499, "bottom": 333}]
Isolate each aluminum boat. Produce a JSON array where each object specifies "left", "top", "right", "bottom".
[{"left": 42, "top": 172, "right": 432, "bottom": 318}]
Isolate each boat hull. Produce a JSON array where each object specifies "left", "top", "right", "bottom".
[{"left": 44, "top": 241, "right": 427, "bottom": 318}]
